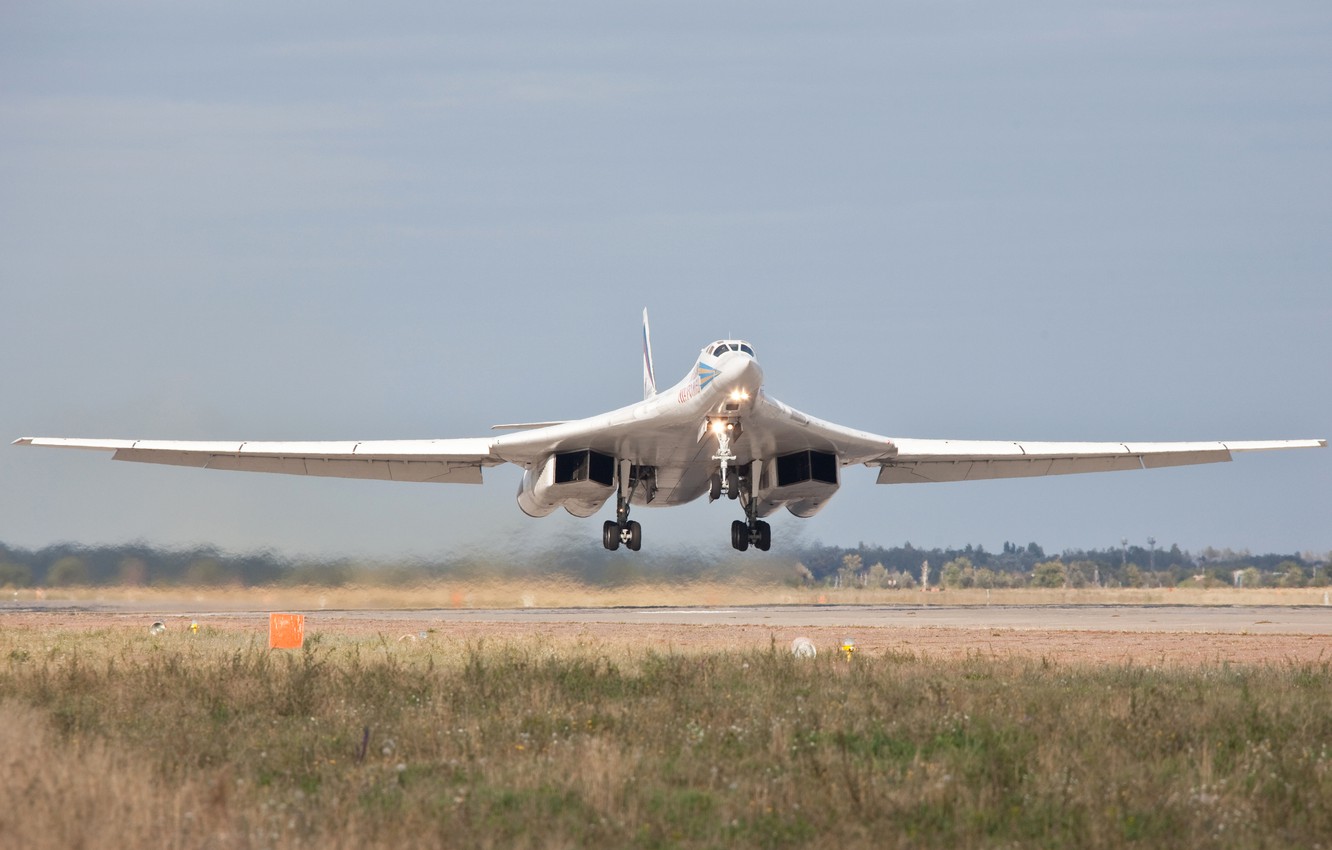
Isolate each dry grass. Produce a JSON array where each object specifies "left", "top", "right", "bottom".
[
  {"left": 0, "top": 700, "right": 239, "bottom": 849},
  {"left": 12, "top": 581, "right": 1332, "bottom": 611},
  {"left": 3, "top": 625, "right": 1331, "bottom": 849}
]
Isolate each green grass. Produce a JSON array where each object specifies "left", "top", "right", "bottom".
[{"left": 2, "top": 628, "right": 1330, "bottom": 848}]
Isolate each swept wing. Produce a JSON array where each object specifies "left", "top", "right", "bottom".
[
  {"left": 728, "top": 393, "right": 1324, "bottom": 482},
  {"left": 870, "top": 437, "right": 1324, "bottom": 483},
  {"left": 12, "top": 437, "right": 501, "bottom": 484}
]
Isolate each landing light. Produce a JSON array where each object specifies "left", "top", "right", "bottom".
[{"left": 729, "top": 389, "right": 750, "bottom": 402}]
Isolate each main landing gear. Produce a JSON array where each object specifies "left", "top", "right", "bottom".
[
  {"left": 730, "top": 471, "right": 771, "bottom": 552},
  {"left": 603, "top": 464, "right": 652, "bottom": 552},
  {"left": 603, "top": 518, "right": 641, "bottom": 551},
  {"left": 731, "top": 517, "right": 771, "bottom": 552}
]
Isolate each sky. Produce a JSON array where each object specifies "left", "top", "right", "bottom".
[{"left": 2, "top": 1, "right": 1328, "bottom": 561}]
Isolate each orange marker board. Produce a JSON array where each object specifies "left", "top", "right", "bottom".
[{"left": 269, "top": 613, "right": 305, "bottom": 649}]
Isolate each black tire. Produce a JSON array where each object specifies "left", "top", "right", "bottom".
[
  {"left": 756, "top": 520, "right": 772, "bottom": 552},
  {"left": 602, "top": 520, "right": 621, "bottom": 551},
  {"left": 626, "top": 520, "right": 642, "bottom": 551},
  {"left": 731, "top": 520, "right": 750, "bottom": 551},
  {"left": 709, "top": 475, "right": 722, "bottom": 501}
]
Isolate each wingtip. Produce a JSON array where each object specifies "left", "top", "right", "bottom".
[{"left": 13, "top": 437, "right": 33, "bottom": 446}]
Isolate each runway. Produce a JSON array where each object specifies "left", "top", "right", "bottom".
[
  {"left": 10, "top": 601, "right": 1332, "bottom": 635},
  {"left": 313, "top": 603, "right": 1332, "bottom": 634}
]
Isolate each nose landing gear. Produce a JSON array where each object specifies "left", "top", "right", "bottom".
[{"left": 709, "top": 418, "right": 741, "bottom": 496}]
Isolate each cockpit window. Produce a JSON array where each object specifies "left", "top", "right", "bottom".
[{"left": 709, "top": 341, "right": 757, "bottom": 357}]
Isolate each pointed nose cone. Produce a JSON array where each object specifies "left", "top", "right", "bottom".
[
  {"left": 736, "top": 354, "right": 764, "bottom": 392},
  {"left": 717, "top": 350, "right": 763, "bottom": 398}
]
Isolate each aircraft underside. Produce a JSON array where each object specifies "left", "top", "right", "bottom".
[
  {"left": 598, "top": 452, "right": 779, "bottom": 553},
  {"left": 515, "top": 407, "right": 842, "bottom": 552}
]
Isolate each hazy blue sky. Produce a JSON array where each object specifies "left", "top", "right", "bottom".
[{"left": 3, "top": 1, "right": 1328, "bottom": 560}]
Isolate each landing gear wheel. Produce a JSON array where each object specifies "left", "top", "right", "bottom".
[
  {"left": 755, "top": 520, "right": 772, "bottom": 552},
  {"left": 626, "top": 520, "right": 642, "bottom": 552},
  {"left": 602, "top": 520, "right": 621, "bottom": 551},
  {"left": 731, "top": 520, "right": 750, "bottom": 552},
  {"left": 709, "top": 474, "right": 722, "bottom": 501}
]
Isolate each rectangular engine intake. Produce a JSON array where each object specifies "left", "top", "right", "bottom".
[
  {"left": 554, "top": 449, "right": 615, "bottom": 487},
  {"left": 775, "top": 449, "right": 838, "bottom": 486}
]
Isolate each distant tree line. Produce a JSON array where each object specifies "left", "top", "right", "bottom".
[
  {"left": 0, "top": 540, "right": 749, "bottom": 588},
  {"left": 798, "top": 541, "right": 1330, "bottom": 590},
  {"left": 1, "top": 539, "right": 1328, "bottom": 590}
]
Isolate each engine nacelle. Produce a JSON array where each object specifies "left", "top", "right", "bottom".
[
  {"left": 752, "top": 449, "right": 840, "bottom": 518},
  {"left": 516, "top": 449, "right": 617, "bottom": 519}
]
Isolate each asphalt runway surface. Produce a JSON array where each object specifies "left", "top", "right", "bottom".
[
  {"left": 293, "top": 604, "right": 1332, "bottom": 634},
  {"left": 9, "top": 601, "right": 1332, "bottom": 635}
]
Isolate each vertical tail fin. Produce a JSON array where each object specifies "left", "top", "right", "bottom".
[{"left": 642, "top": 308, "right": 657, "bottom": 399}]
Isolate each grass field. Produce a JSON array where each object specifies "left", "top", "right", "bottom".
[{"left": 2, "top": 625, "right": 1330, "bottom": 849}]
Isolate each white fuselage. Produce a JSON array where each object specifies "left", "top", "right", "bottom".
[{"left": 495, "top": 344, "right": 766, "bottom": 507}]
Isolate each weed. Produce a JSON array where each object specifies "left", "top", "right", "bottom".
[{"left": 0, "top": 629, "right": 1329, "bottom": 848}]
